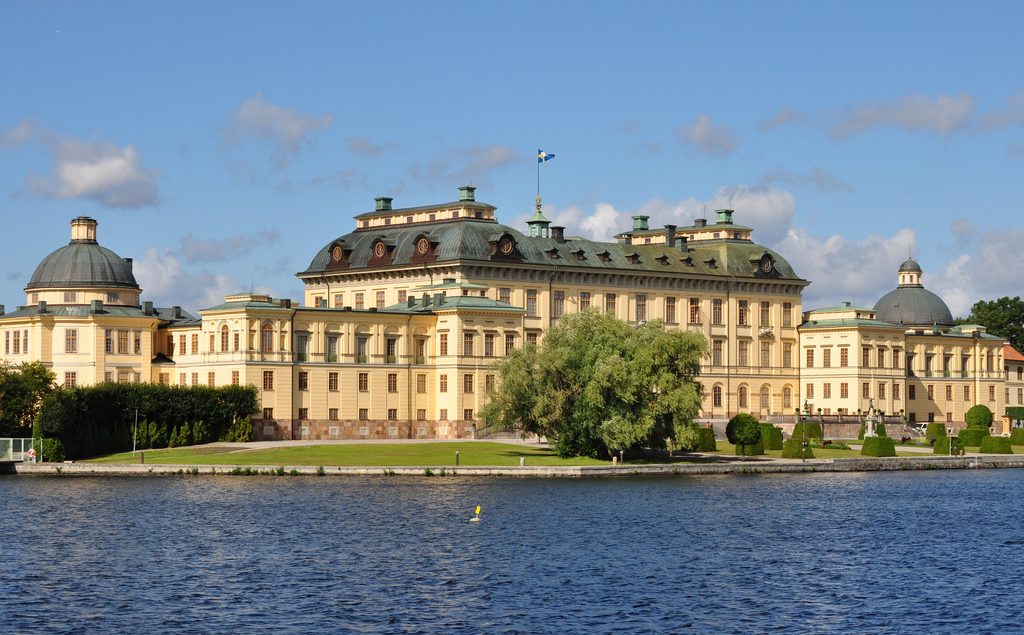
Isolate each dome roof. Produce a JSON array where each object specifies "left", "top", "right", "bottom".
[
  {"left": 898, "top": 258, "right": 922, "bottom": 273},
  {"left": 27, "top": 218, "right": 139, "bottom": 290},
  {"left": 873, "top": 287, "right": 954, "bottom": 328}
]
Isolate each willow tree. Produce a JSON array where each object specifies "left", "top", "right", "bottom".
[{"left": 480, "top": 310, "right": 706, "bottom": 458}]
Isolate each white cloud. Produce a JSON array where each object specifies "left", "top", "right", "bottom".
[
  {"left": 179, "top": 229, "right": 280, "bottom": 263},
  {"left": 675, "top": 114, "right": 738, "bottom": 157},
  {"left": 135, "top": 247, "right": 268, "bottom": 313},
  {"left": 759, "top": 166, "right": 853, "bottom": 193},
  {"left": 227, "top": 93, "right": 333, "bottom": 167},
  {"left": 757, "top": 107, "right": 810, "bottom": 131},
  {"left": 929, "top": 229, "right": 1024, "bottom": 317},
  {"left": 346, "top": 137, "right": 397, "bottom": 157},
  {"left": 831, "top": 93, "right": 975, "bottom": 138},
  {"left": 0, "top": 120, "right": 34, "bottom": 149},
  {"left": 26, "top": 137, "right": 158, "bottom": 208},
  {"left": 407, "top": 145, "right": 522, "bottom": 186}
]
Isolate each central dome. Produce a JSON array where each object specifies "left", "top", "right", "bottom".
[
  {"left": 873, "top": 258, "right": 953, "bottom": 328},
  {"left": 26, "top": 217, "right": 139, "bottom": 291}
]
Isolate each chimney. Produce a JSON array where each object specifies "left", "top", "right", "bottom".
[
  {"left": 90, "top": 300, "right": 103, "bottom": 314},
  {"left": 70, "top": 216, "right": 98, "bottom": 243},
  {"left": 123, "top": 257, "right": 133, "bottom": 272},
  {"left": 422, "top": 293, "right": 430, "bottom": 307},
  {"left": 375, "top": 196, "right": 393, "bottom": 211},
  {"left": 433, "top": 293, "right": 445, "bottom": 307},
  {"left": 172, "top": 305, "right": 182, "bottom": 319},
  {"left": 631, "top": 215, "right": 650, "bottom": 231},
  {"left": 407, "top": 296, "right": 415, "bottom": 308},
  {"left": 458, "top": 185, "right": 476, "bottom": 202},
  {"left": 281, "top": 299, "right": 292, "bottom": 309},
  {"left": 694, "top": 218, "right": 707, "bottom": 228},
  {"left": 715, "top": 209, "right": 734, "bottom": 224},
  {"left": 677, "top": 236, "right": 689, "bottom": 253},
  {"left": 38, "top": 300, "right": 47, "bottom": 313},
  {"left": 664, "top": 225, "right": 677, "bottom": 248},
  {"left": 0, "top": 305, "right": 4, "bottom": 315},
  {"left": 550, "top": 226, "right": 565, "bottom": 243},
  {"left": 143, "top": 301, "right": 153, "bottom": 315}
]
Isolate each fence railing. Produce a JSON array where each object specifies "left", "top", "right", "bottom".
[{"left": 0, "top": 438, "right": 36, "bottom": 461}]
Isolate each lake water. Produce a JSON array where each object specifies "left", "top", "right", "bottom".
[{"left": 2, "top": 471, "right": 1023, "bottom": 634}]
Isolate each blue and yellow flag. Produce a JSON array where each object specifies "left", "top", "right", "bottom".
[{"left": 537, "top": 149, "right": 556, "bottom": 163}]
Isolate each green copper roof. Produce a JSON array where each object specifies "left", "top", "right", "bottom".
[
  {"left": 27, "top": 242, "right": 139, "bottom": 290},
  {"left": 0, "top": 304, "right": 193, "bottom": 322},
  {"left": 384, "top": 295, "right": 524, "bottom": 314}
]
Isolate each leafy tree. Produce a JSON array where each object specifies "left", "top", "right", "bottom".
[
  {"left": 480, "top": 310, "right": 706, "bottom": 458},
  {"left": 957, "top": 296, "right": 1024, "bottom": 352},
  {"left": 0, "top": 362, "right": 56, "bottom": 437},
  {"left": 726, "top": 413, "right": 762, "bottom": 458},
  {"left": 965, "top": 404, "right": 993, "bottom": 428}
]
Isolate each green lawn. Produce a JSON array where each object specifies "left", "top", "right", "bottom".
[{"left": 86, "top": 442, "right": 610, "bottom": 467}]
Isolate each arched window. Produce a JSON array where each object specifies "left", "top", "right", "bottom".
[
  {"left": 220, "top": 325, "right": 229, "bottom": 352},
  {"left": 760, "top": 386, "right": 771, "bottom": 414},
  {"left": 261, "top": 323, "right": 274, "bottom": 352},
  {"left": 739, "top": 386, "right": 748, "bottom": 409},
  {"left": 712, "top": 385, "right": 723, "bottom": 408},
  {"left": 783, "top": 386, "right": 792, "bottom": 410}
]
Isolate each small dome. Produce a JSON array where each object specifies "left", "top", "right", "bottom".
[
  {"left": 873, "top": 287, "right": 954, "bottom": 328},
  {"left": 26, "top": 217, "right": 139, "bottom": 291},
  {"left": 898, "top": 258, "right": 922, "bottom": 273}
]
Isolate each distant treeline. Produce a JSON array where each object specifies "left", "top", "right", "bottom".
[{"left": 36, "top": 383, "right": 260, "bottom": 460}]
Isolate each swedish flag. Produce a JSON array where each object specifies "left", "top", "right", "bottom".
[{"left": 537, "top": 149, "right": 556, "bottom": 163}]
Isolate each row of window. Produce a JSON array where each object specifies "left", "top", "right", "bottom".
[
  {"left": 708, "top": 385, "right": 796, "bottom": 410},
  {"left": 4, "top": 330, "right": 29, "bottom": 355},
  {"left": 529, "top": 291, "right": 795, "bottom": 326},
  {"left": 60, "top": 329, "right": 144, "bottom": 355},
  {"left": 802, "top": 382, "right": 998, "bottom": 403},
  {"left": 262, "top": 370, "right": 496, "bottom": 394},
  {"left": 263, "top": 407, "right": 477, "bottom": 422},
  {"left": 710, "top": 340, "right": 796, "bottom": 367}
]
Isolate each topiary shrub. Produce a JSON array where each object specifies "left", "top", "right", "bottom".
[
  {"left": 726, "top": 413, "right": 762, "bottom": 457},
  {"left": 735, "top": 437, "right": 765, "bottom": 456},
  {"left": 857, "top": 422, "right": 888, "bottom": 439},
  {"left": 697, "top": 427, "right": 717, "bottom": 452},
  {"left": 979, "top": 436, "right": 1013, "bottom": 454},
  {"left": 926, "top": 422, "right": 948, "bottom": 444},
  {"left": 1010, "top": 428, "right": 1024, "bottom": 446},
  {"left": 957, "top": 427, "right": 988, "bottom": 448},
  {"left": 781, "top": 438, "right": 814, "bottom": 459},
  {"left": 760, "top": 424, "right": 783, "bottom": 450},
  {"left": 933, "top": 437, "right": 963, "bottom": 455},
  {"left": 860, "top": 436, "right": 896, "bottom": 457},
  {"left": 791, "top": 421, "right": 823, "bottom": 441},
  {"left": 965, "top": 404, "right": 994, "bottom": 429}
]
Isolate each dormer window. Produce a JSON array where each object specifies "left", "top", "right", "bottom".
[
  {"left": 657, "top": 255, "right": 670, "bottom": 265},
  {"left": 682, "top": 256, "right": 694, "bottom": 267},
  {"left": 573, "top": 249, "right": 586, "bottom": 261},
  {"left": 627, "top": 252, "right": 641, "bottom": 265},
  {"left": 704, "top": 258, "right": 717, "bottom": 268},
  {"left": 598, "top": 251, "right": 612, "bottom": 262},
  {"left": 546, "top": 248, "right": 560, "bottom": 259}
]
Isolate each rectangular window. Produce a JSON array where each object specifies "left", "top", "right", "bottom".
[
  {"left": 358, "top": 372, "right": 368, "bottom": 392},
  {"left": 964, "top": 385, "right": 970, "bottom": 401},
  {"left": 296, "top": 334, "right": 309, "bottom": 362},
  {"left": 499, "top": 288, "right": 511, "bottom": 304},
  {"left": 464, "top": 374, "right": 474, "bottom": 393},
  {"left": 355, "top": 335, "right": 369, "bottom": 363},
  {"left": 105, "top": 329, "right": 113, "bottom": 353},
  {"left": 191, "top": 372, "right": 199, "bottom": 386},
  {"left": 485, "top": 374, "right": 495, "bottom": 391},
  {"left": 358, "top": 408, "right": 368, "bottom": 421},
  {"left": 208, "top": 372, "right": 215, "bottom": 387},
  {"left": 179, "top": 335, "right": 187, "bottom": 356},
  {"left": 605, "top": 293, "right": 617, "bottom": 315},
  {"left": 463, "top": 332, "right": 474, "bottom": 356},
  {"left": 823, "top": 348, "right": 831, "bottom": 368},
  {"left": 806, "top": 383, "right": 814, "bottom": 399},
  {"left": 64, "top": 291, "right": 77, "bottom": 303},
  {"left": 327, "top": 372, "right": 338, "bottom": 391},
  {"left": 894, "top": 349, "right": 902, "bottom": 369},
  {"left": 760, "top": 341, "right": 771, "bottom": 367},
  {"left": 64, "top": 372, "right": 77, "bottom": 388},
  {"left": 840, "top": 348, "right": 849, "bottom": 367},
  {"left": 862, "top": 346, "right": 871, "bottom": 368},
  {"left": 231, "top": 371, "right": 239, "bottom": 386},
  {"left": 878, "top": 347, "right": 886, "bottom": 369},
  {"left": 840, "top": 383, "right": 849, "bottom": 399},
  {"left": 689, "top": 298, "right": 701, "bottom": 324},
  {"left": 385, "top": 337, "right": 397, "bottom": 363},
  {"left": 439, "top": 409, "right": 448, "bottom": 420},
  {"left": 738, "top": 300, "right": 749, "bottom": 326},
  {"left": 329, "top": 408, "right": 339, "bottom": 421},
  {"left": 464, "top": 409, "right": 474, "bottom": 421},
  {"left": 416, "top": 374, "right": 426, "bottom": 393},
  {"left": 415, "top": 338, "right": 425, "bottom": 363},
  {"left": 783, "top": 342, "right": 793, "bottom": 368},
  {"left": 782, "top": 302, "right": 793, "bottom": 327},
  {"left": 387, "top": 408, "right": 398, "bottom": 421},
  {"left": 334, "top": 293, "right": 344, "bottom": 308},
  {"left": 397, "top": 290, "right": 407, "bottom": 304},
  {"left": 580, "top": 291, "right": 591, "bottom": 311},
  {"left": 440, "top": 374, "right": 448, "bottom": 392},
  {"left": 945, "top": 385, "right": 952, "bottom": 401},
  {"left": 484, "top": 333, "right": 495, "bottom": 357},
  {"left": 505, "top": 333, "right": 515, "bottom": 355},
  {"left": 298, "top": 371, "right": 309, "bottom": 391},
  {"left": 805, "top": 348, "right": 814, "bottom": 368},
  {"left": 823, "top": 383, "right": 831, "bottom": 399},
  {"left": 909, "top": 384, "right": 916, "bottom": 400},
  {"left": 263, "top": 408, "right": 274, "bottom": 420},
  {"left": 263, "top": 371, "right": 274, "bottom": 391},
  {"left": 326, "top": 335, "right": 338, "bottom": 362},
  {"left": 760, "top": 301, "right": 770, "bottom": 326},
  {"left": 526, "top": 289, "right": 538, "bottom": 317},
  {"left": 117, "top": 330, "right": 129, "bottom": 354},
  {"left": 927, "top": 384, "right": 934, "bottom": 400},
  {"left": 665, "top": 297, "right": 676, "bottom": 323},
  {"left": 376, "top": 291, "right": 385, "bottom": 309},
  {"left": 180, "top": 373, "right": 187, "bottom": 386},
  {"left": 65, "top": 329, "right": 78, "bottom": 353},
  {"left": 738, "top": 340, "right": 749, "bottom": 367},
  {"left": 159, "top": 373, "right": 170, "bottom": 386},
  {"left": 298, "top": 408, "right": 308, "bottom": 421},
  {"left": 439, "top": 333, "right": 448, "bottom": 356},
  {"left": 989, "top": 385, "right": 996, "bottom": 401},
  {"left": 879, "top": 383, "right": 886, "bottom": 399},
  {"left": 209, "top": 333, "right": 215, "bottom": 353},
  {"left": 863, "top": 382, "right": 870, "bottom": 398},
  {"left": 416, "top": 409, "right": 426, "bottom": 421},
  {"left": 553, "top": 291, "right": 565, "bottom": 319},
  {"left": 355, "top": 293, "right": 364, "bottom": 310},
  {"left": 387, "top": 373, "right": 398, "bottom": 393},
  {"left": 712, "top": 299, "right": 723, "bottom": 325},
  {"left": 526, "top": 332, "right": 538, "bottom": 346},
  {"left": 635, "top": 294, "right": 647, "bottom": 322},
  {"left": 191, "top": 334, "right": 199, "bottom": 354},
  {"left": 712, "top": 339, "right": 723, "bottom": 366},
  {"left": 894, "top": 384, "right": 901, "bottom": 400}
]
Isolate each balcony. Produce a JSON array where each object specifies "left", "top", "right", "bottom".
[
  {"left": 415, "top": 355, "right": 426, "bottom": 365},
  {"left": 386, "top": 355, "right": 398, "bottom": 364},
  {"left": 356, "top": 355, "right": 368, "bottom": 364}
]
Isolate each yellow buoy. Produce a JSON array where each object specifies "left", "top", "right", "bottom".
[{"left": 470, "top": 504, "right": 481, "bottom": 522}]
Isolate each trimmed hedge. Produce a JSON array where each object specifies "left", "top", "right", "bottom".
[
  {"left": 860, "top": 436, "right": 896, "bottom": 457},
  {"left": 735, "top": 437, "right": 765, "bottom": 456},
  {"left": 957, "top": 427, "right": 989, "bottom": 448},
  {"left": 1007, "top": 407, "right": 1024, "bottom": 421},
  {"left": 857, "top": 422, "right": 888, "bottom": 439},
  {"left": 979, "top": 436, "right": 1013, "bottom": 454},
  {"left": 933, "top": 437, "right": 963, "bottom": 455},
  {"left": 965, "top": 404, "right": 994, "bottom": 428},
  {"left": 926, "top": 422, "right": 948, "bottom": 444},
  {"left": 781, "top": 438, "right": 814, "bottom": 459},
  {"left": 760, "top": 424, "right": 784, "bottom": 450},
  {"left": 697, "top": 427, "right": 717, "bottom": 452},
  {"left": 1010, "top": 428, "right": 1024, "bottom": 446},
  {"left": 35, "top": 383, "right": 260, "bottom": 460},
  {"left": 791, "top": 421, "right": 823, "bottom": 441}
]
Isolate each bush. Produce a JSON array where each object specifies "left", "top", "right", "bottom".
[
  {"left": 791, "top": 421, "right": 823, "bottom": 441},
  {"left": 965, "top": 404, "right": 994, "bottom": 429},
  {"left": 957, "top": 427, "right": 989, "bottom": 448},
  {"left": 781, "top": 438, "right": 814, "bottom": 459},
  {"left": 1010, "top": 428, "right": 1024, "bottom": 446},
  {"left": 1007, "top": 407, "right": 1024, "bottom": 421},
  {"left": 760, "top": 424, "right": 783, "bottom": 450},
  {"left": 735, "top": 437, "right": 765, "bottom": 456},
  {"left": 979, "top": 436, "right": 1013, "bottom": 454},
  {"left": 697, "top": 427, "right": 717, "bottom": 452},
  {"left": 926, "top": 422, "right": 948, "bottom": 444},
  {"left": 34, "top": 383, "right": 260, "bottom": 460},
  {"left": 857, "top": 422, "right": 888, "bottom": 439},
  {"left": 934, "top": 436, "right": 963, "bottom": 455},
  {"left": 860, "top": 436, "right": 896, "bottom": 457},
  {"left": 726, "top": 413, "right": 762, "bottom": 456}
]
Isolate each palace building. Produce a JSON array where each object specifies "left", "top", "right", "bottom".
[{"left": 0, "top": 188, "right": 1010, "bottom": 439}]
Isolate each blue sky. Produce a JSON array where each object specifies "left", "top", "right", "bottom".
[{"left": 2, "top": 1, "right": 1023, "bottom": 315}]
